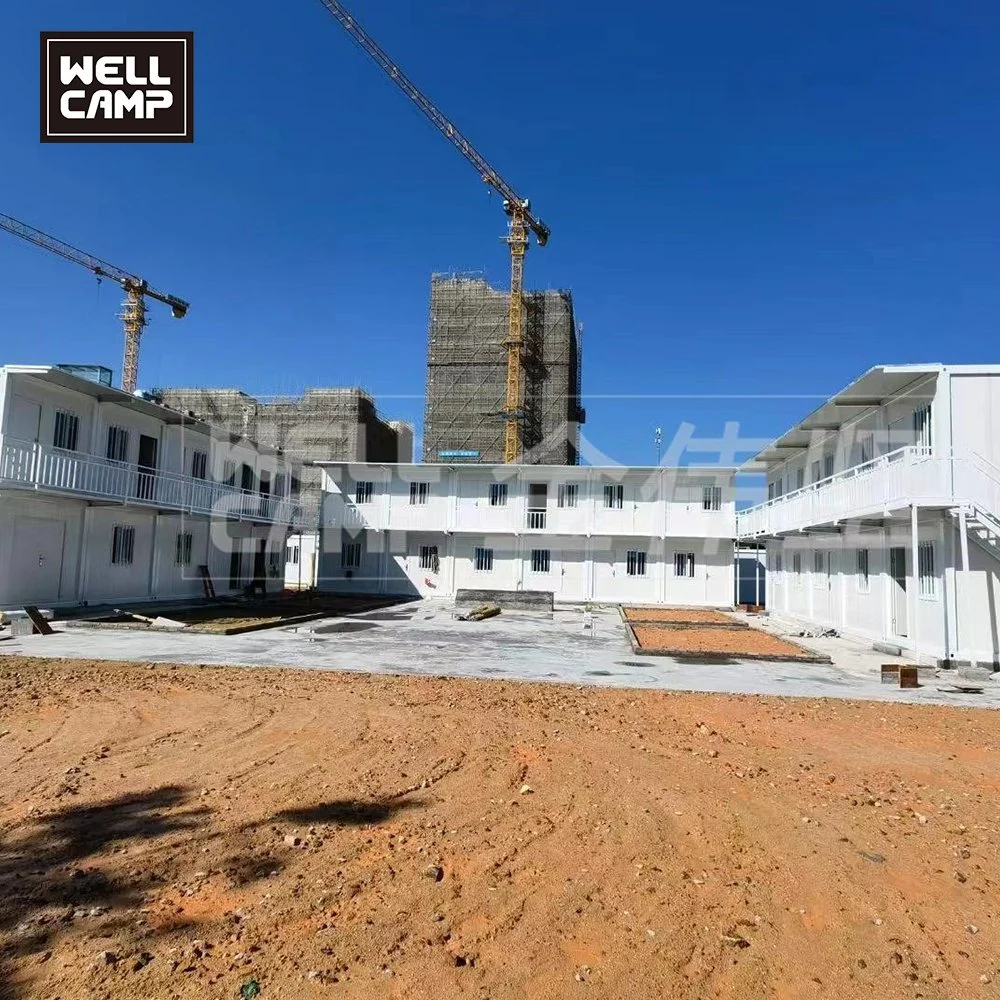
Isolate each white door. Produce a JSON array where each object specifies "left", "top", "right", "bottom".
[
  {"left": 12, "top": 517, "right": 66, "bottom": 603},
  {"left": 8, "top": 395, "right": 41, "bottom": 443}
]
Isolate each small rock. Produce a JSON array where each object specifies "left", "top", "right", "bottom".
[
  {"left": 423, "top": 865, "right": 444, "bottom": 882},
  {"left": 981, "top": 974, "right": 992, "bottom": 984},
  {"left": 519, "top": 784, "right": 533, "bottom": 795},
  {"left": 432, "top": 912, "right": 445, "bottom": 922},
  {"left": 283, "top": 834, "right": 301, "bottom": 848},
  {"left": 955, "top": 871, "right": 968, "bottom": 883},
  {"left": 967, "top": 924, "right": 979, "bottom": 935},
  {"left": 98, "top": 950, "right": 118, "bottom": 965},
  {"left": 132, "top": 952, "right": 154, "bottom": 971},
  {"left": 708, "top": 750, "right": 719, "bottom": 758}
]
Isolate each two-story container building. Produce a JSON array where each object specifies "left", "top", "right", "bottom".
[
  {"left": 0, "top": 365, "right": 303, "bottom": 608},
  {"left": 737, "top": 364, "right": 1000, "bottom": 666},
  {"left": 314, "top": 462, "right": 736, "bottom": 605}
]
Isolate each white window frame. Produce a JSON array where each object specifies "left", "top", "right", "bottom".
[
  {"left": 489, "top": 482, "right": 508, "bottom": 507},
  {"left": 191, "top": 449, "right": 208, "bottom": 480},
  {"left": 811, "top": 460, "right": 821, "bottom": 484},
  {"left": 409, "top": 482, "right": 429, "bottom": 505},
  {"left": 673, "top": 552, "right": 694, "bottom": 578},
  {"left": 419, "top": 545, "right": 439, "bottom": 571},
  {"left": 287, "top": 543, "right": 300, "bottom": 566},
  {"left": 918, "top": 541, "right": 937, "bottom": 599},
  {"left": 106, "top": 424, "right": 129, "bottom": 463},
  {"left": 222, "top": 459, "right": 237, "bottom": 487},
  {"left": 627, "top": 550, "right": 647, "bottom": 577},
  {"left": 355, "top": 480, "right": 374, "bottom": 504},
  {"left": 175, "top": 531, "right": 193, "bottom": 566},
  {"left": 823, "top": 455, "right": 834, "bottom": 479},
  {"left": 913, "top": 404, "right": 932, "bottom": 453},
  {"left": 341, "top": 541, "right": 363, "bottom": 569},
  {"left": 702, "top": 485, "right": 722, "bottom": 511},
  {"left": 474, "top": 546, "right": 494, "bottom": 572},
  {"left": 111, "top": 524, "right": 135, "bottom": 566},
  {"left": 530, "top": 549, "right": 551, "bottom": 574},
  {"left": 856, "top": 548, "right": 870, "bottom": 593},
  {"left": 54, "top": 409, "right": 79, "bottom": 451},
  {"left": 603, "top": 484, "right": 624, "bottom": 509},
  {"left": 557, "top": 483, "right": 578, "bottom": 508},
  {"left": 794, "top": 468, "right": 805, "bottom": 491}
]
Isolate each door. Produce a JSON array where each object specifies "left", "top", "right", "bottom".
[
  {"left": 8, "top": 395, "right": 41, "bottom": 443},
  {"left": 136, "top": 434, "right": 158, "bottom": 500},
  {"left": 11, "top": 517, "right": 66, "bottom": 603},
  {"left": 253, "top": 539, "right": 267, "bottom": 586},
  {"left": 889, "top": 547, "right": 908, "bottom": 637}
]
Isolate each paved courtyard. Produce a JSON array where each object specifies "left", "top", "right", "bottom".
[{"left": 2, "top": 600, "right": 996, "bottom": 707}]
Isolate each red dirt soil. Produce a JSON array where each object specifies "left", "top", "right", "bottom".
[
  {"left": 621, "top": 607, "right": 736, "bottom": 625},
  {"left": 0, "top": 656, "right": 997, "bottom": 1000},
  {"left": 632, "top": 624, "right": 821, "bottom": 659}
]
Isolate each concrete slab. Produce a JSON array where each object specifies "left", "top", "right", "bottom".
[{"left": 2, "top": 600, "right": 997, "bottom": 708}]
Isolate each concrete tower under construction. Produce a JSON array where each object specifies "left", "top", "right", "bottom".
[{"left": 422, "top": 273, "right": 584, "bottom": 464}]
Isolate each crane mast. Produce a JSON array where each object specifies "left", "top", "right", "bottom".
[
  {"left": 0, "top": 212, "right": 189, "bottom": 394},
  {"left": 316, "top": 0, "right": 549, "bottom": 462}
]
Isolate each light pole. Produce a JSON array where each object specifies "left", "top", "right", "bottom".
[{"left": 655, "top": 427, "right": 662, "bottom": 465}]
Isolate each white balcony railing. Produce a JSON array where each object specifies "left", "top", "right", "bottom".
[
  {"left": 0, "top": 438, "right": 307, "bottom": 527},
  {"left": 735, "top": 446, "right": 993, "bottom": 538},
  {"left": 526, "top": 509, "right": 547, "bottom": 530}
]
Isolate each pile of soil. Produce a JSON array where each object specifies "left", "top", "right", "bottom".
[
  {"left": 0, "top": 656, "right": 996, "bottom": 999},
  {"left": 621, "top": 607, "right": 736, "bottom": 625},
  {"left": 632, "top": 624, "right": 825, "bottom": 660}
]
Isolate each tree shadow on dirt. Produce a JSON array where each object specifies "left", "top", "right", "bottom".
[
  {"left": 274, "top": 796, "right": 422, "bottom": 827},
  {"left": 0, "top": 784, "right": 265, "bottom": 1000}
]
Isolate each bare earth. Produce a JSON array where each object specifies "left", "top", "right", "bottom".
[
  {"left": 0, "top": 657, "right": 997, "bottom": 1000},
  {"left": 631, "top": 624, "right": 822, "bottom": 659},
  {"left": 621, "top": 607, "right": 736, "bottom": 625}
]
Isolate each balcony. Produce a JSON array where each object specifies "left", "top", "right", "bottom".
[
  {"left": 736, "top": 446, "right": 968, "bottom": 538},
  {"left": 0, "top": 438, "right": 306, "bottom": 527},
  {"left": 526, "top": 508, "right": 547, "bottom": 530}
]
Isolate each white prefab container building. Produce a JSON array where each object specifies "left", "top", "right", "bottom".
[
  {"left": 737, "top": 364, "right": 1000, "bottom": 666},
  {"left": 314, "top": 462, "right": 736, "bottom": 605},
  {"left": 0, "top": 365, "right": 304, "bottom": 609}
]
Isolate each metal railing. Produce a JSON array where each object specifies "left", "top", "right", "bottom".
[
  {"left": 737, "top": 446, "right": 998, "bottom": 538},
  {"left": 0, "top": 438, "right": 305, "bottom": 526},
  {"left": 526, "top": 508, "right": 547, "bottom": 530}
]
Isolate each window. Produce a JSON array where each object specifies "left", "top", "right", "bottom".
[
  {"left": 409, "top": 482, "right": 429, "bottom": 505},
  {"left": 627, "top": 550, "right": 647, "bottom": 577},
  {"left": 604, "top": 484, "right": 624, "bottom": 509},
  {"left": 531, "top": 549, "right": 551, "bottom": 573},
  {"left": 106, "top": 425, "right": 129, "bottom": 463},
  {"left": 474, "top": 547, "right": 494, "bottom": 572},
  {"left": 702, "top": 485, "right": 722, "bottom": 511},
  {"left": 795, "top": 468, "right": 805, "bottom": 491},
  {"left": 792, "top": 552, "right": 802, "bottom": 584},
  {"left": 918, "top": 541, "right": 936, "bottom": 598},
  {"left": 111, "top": 525, "right": 135, "bottom": 566},
  {"left": 419, "top": 545, "right": 439, "bottom": 571},
  {"left": 856, "top": 548, "right": 870, "bottom": 593},
  {"left": 814, "top": 551, "right": 824, "bottom": 574},
  {"left": 355, "top": 480, "right": 374, "bottom": 504},
  {"left": 175, "top": 532, "right": 193, "bottom": 566},
  {"left": 767, "top": 481, "right": 776, "bottom": 501},
  {"left": 191, "top": 450, "right": 208, "bottom": 480},
  {"left": 341, "top": 541, "right": 362, "bottom": 569},
  {"left": 273, "top": 472, "right": 286, "bottom": 498},
  {"left": 222, "top": 460, "right": 236, "bottom": 487},
  {"left": 859, "top": 433, "right": 874, "bottom": 466},
  {"left": 913, "top": 405, "right": 932, "bottom": 452},
  {"left": 774, "top": 553, "right": 783, "bottom": 573},
  {"left": 674, "top": 552, "right": 694, "bottom": 578},
  {"left": 813, "top": 550, "right": 826, "bottom": 586},
  {"left": 557, "top": 483, "right": 578, "bottom": 508},
  {"left": 811, "top": 460, "right": 821, "bottom": 484},
  {"left": 287, "top": 543, "right": 300, "bottom": 566},
  {"left": 823, "top": 455, "right": 834, "bottom": 479},
  {"left": 268, "top": 549, "right": 283, "bottom": 575},
  {"left": 489, "top": 482, "right": 508, "bottom": 507},
  {"left": 53, "top": 409, "right": 79, "bottom": 451}
]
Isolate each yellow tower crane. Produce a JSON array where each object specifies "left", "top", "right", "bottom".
[
  {"left": 316, "top": 0, "right": 550, "bottom": 463},
  {"left": 0, "top": 212, "right": 189, "bottom": 394}
]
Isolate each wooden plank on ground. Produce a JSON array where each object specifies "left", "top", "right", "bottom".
[{"left": 23, "top": 606, "right": 54, "bottom": 636}]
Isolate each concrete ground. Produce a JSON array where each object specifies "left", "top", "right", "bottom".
[{"left": 2, "top": 599, "right": 996, "bottom": 708}]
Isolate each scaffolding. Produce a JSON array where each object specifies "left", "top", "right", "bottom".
[{"left": 423, "top": 274, "right": 584, "bottom": 464}]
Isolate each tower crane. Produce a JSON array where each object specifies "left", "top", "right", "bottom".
[
  {"left": 0, "top": 212, "right": 189, "bottom": 394},
  {"left": 316, "top": 0, "right": 550, "bottom": 463}
]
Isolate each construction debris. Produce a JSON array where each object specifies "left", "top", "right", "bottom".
[{"left": 457, "top": 603, "right": 501, "bottom": 622}]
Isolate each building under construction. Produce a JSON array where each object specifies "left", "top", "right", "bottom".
[
  {"left": 423, "top": 274, "right": 584, "bottom": 465},
  {"left": 159, "top": 387, "right": 410, "bottom": 512}
]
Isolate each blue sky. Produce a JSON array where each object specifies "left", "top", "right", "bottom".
[{"left": 2, "top": 0, "right": 998, "bottom": 467}]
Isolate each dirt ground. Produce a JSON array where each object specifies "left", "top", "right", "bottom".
[
  {"left": 632, "top": 624, "right": 824, "bottom": 660},
  {"left": 621, "top": 607, "right": 737, "bottom": 625},
  {"left": 0, "top": 657, "right": 997, "bottom": 1000}
]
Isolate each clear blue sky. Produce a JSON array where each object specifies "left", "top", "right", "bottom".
[{"left": 2, "top": 0, "right": 998, "bottom": 467}]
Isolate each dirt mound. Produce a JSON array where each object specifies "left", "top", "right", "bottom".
[{"left": 0, "top": 656, "right": 996, "bottom": 999}]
